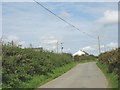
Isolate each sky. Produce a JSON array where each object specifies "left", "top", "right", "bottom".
[{"left": 2, "top": 1, "right": 118, "bottom": 55}]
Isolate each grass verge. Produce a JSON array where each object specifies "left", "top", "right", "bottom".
[
  {"left": 20, "top": 59, "right": 97, "bottom": 89},
  {"left": 97, "top": 61, "right": 118, "bottom": 88},
  {"left": 3, "top": 59, "right": 96, "bottom": 90},
  {"left": 77, "top": 59, "right": 97, "bottom": 63},
  {"left": 20, "top": 62, "right": 77, "bottom": 89}
]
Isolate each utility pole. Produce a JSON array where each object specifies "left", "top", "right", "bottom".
[
  {"left": 98, "top": 35, "right": 101, "bottom": 55},
  {"left": 56, "top": 41, "right": 58, "bottom": 53},
  {"left": 61, "top": 42, "right": 63, "bottom": 53},
  {"left": 11, "top": 40, "right": 14, "bottom": 46},
  {"left": 104, "top": 34, "right": 106, "bottom": 52},
  {"left": 104, "top": 43, "right": 106, "bottom": 52},
  {"left": 29, "top": 43, "right": 33, "bottom": 48}
]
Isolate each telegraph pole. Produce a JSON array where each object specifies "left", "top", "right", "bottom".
[
  {"left": 56, "top": 41, "right": 58, "bottom": 53},
  {"left": 98, "top": 35, "right": 101, "bottom": 55},
  {"left": 104, "top": 34, "right": 106, "bottom": 52},
  {"left": 61, "top": 42, "right": 63, "bottom": 53}
]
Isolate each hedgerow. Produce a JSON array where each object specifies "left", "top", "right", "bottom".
[
  {"left": 74, "top": 54, "right": 96, "bottom": 61},
  {"left": 2, "top": 45, "right": 73, "bottom": 88},
  {"left": 98, "top": 48, "right": 120, "bottom": 88},
  {"left": 98, "top": 48, "right": 120, "bottom": 74}
]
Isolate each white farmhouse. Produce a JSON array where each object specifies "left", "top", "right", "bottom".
[{"left": 73, "top": 50, "right": 86, "bottom": 57}]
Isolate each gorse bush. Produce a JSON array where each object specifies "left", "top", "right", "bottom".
[
  {"left": 2, "top": 45, "right": 73, "bottom": 88},
  {"left": 98, "top": 48, "right": 120, "bottom": 74},
  {"left": 74, "top": 54, "right": 96, "bottom": 61},
  {"left": 98, "top": 48, "right": 120, "bottom": 88}
]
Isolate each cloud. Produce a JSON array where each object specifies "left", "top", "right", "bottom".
[
  {"left": 18, "top": 41, "right": 26, "bottom": 46},
  {"left": 40, "top": 35, "right": 58, "bottom": 45},
  {"left": 0, "top": 3, "right": 2, "bottom": 37},
  {"left": 3, "top": 35, "right": 26, "bottom": 47},
  {"left": 5, "top": 35, "right": 19, "bottom": 42},
  {"left": 2, "top": 0, "right": 119, "bottom": 2},
  {"left": 82, "top": 42, "right": 118, "bottom": 53},
  {"left": 43, "top": 39, "right": 58, "bottom": 45},
  {"left": 60, "top": 11, "right": 71, "bottom": 18},
  {"left": 40, "top": 35, "right": 59, "bottom": 51},
  {"left": 106, "top": 42, "right": 118, "bottom": 48},
  {"left": 2, "top": 2, "right": 118, "bottom": 55},
  {"left": 82, "top": 45, "right": 96, "bottom": 51},
  {"left": 97, "top": 10, "right": 118, "bottom": 25}
]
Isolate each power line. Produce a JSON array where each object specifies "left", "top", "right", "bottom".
[{"left": 33, "top": 0, "right": 97, "bottom": 40}]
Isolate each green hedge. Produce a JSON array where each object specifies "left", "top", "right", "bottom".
[
  {"left": 97, "top": 62, "right": 118, "bottom": 88},
  {"left": 2, "top": 45, "right": 73, "bottom": 88},
  {"left": 98, "top": 48, "right": 120, "bottom": 88},
  {"left": 74, "top": 54, "right": 96, "bottom": 61},
  {"left": 98, "top": 48, "right": 120, "bottom": 75}
]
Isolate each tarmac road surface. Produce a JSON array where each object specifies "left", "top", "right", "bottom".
[{"left": 39, "top": 62, "right": 108, "bottom": 88}]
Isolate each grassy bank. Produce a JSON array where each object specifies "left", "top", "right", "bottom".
[
  {"left": 77, "top": 59, "right": 97, "bottom": 63},
  {"left": 97, "top": 61, "right": 118, "bottom": 88},
  {"left": 2, "top": 45, "right": 98, "bottom": 89},
  {"left": 2, "top": 45, "right": 73, "bottom": 88},
  {"left": 19, "top": 62, "right": 77, "bottom": 89},
  {"left": 20, "top": 59, "right": 96, "bottom": 89}
]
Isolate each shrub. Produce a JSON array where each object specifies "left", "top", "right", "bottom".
[
  {"left": 98, "top": 48, "right": 120, "bottom": 88},
  {"left": 2, "top": 45, "right": 73, "bottom": 88}
]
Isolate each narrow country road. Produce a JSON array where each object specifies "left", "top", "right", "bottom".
[{"left": 39, "top": 62, "right": 108, "bottom": 88}]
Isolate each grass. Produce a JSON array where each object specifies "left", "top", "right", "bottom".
[
  {"left": 97, "top": 61, "right": 118, "bottom": 88},
  {"left": 2, "top": 59, "right": 95, "bottom": 90},
  {"left": 77, "top": 59, "right": 97, "bottom": 63},
  {"left": 20, "top": 62, "right": 77, "bottom": 89},
  {"left": 20, "top": 59, "right": 96, "bottom": 89}
]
